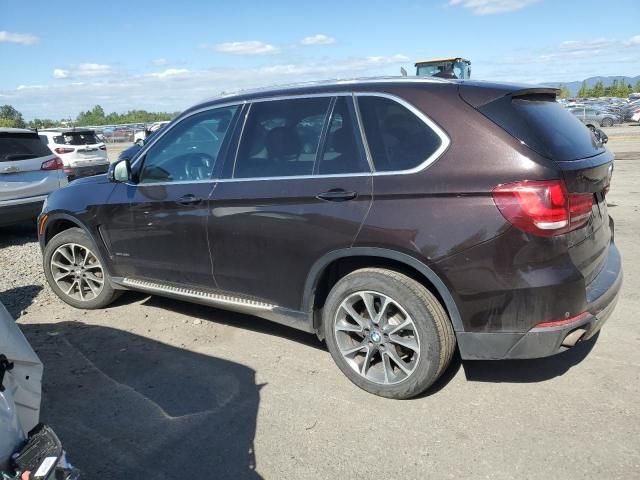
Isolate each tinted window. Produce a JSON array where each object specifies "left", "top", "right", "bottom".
[
  {"left": 139, "top": 105, "right": 238, "bottom": 183},
  {"left": 234, "top": 97, "right": 331, "bottom": 179},
  {"left": 0, "top": 131, "right": 52, "bottom": 162},
  {"left": 38, "top": 135, "right": 49, "bottom": 144},
  {"left": 52, "top": 131, "right": 99, "bottom": 145},
  {"left": 317, "top": 97, "right": 369, "bottom": 174},
  {"left": 357, "top": 96, "right": 442, "bottom": 172},
  {"left": 479, "top": 95, "right": 605, "bottom": 161}
]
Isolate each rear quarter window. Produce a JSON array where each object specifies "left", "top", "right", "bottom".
[
  {"left": 0, "top": 132, "right": 53, "bottom": 162},
  {"left": 357, "top": 95, "right": 443, "bottom": 172}
]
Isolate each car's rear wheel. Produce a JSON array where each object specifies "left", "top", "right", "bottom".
[
  {"left": 601, "top": 118, "right": 614, "bottom": 127},
  {"left": 323, "top": 268, "right": 455, "bottom": 399},
  {"left": 43, "top": 227, "right": 120, "bottom": 309}
]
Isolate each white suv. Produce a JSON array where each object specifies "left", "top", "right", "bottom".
[
  {"left": 39, "top": 128, "right": 109, "bottom": 179},
  {"left": 0, "top": 128, "right": 68, "bottom": 227}
]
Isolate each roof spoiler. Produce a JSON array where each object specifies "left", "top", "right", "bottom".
[{"left": 459, "top": 83, "right": 560, "bottom": 108}]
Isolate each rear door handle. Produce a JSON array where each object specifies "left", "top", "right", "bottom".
[
  {"left": 316, "top": 189, "right": 358, "bottom": 202},
  {"left": 176, "top": 194, "right": 203, "bottom": 206}
]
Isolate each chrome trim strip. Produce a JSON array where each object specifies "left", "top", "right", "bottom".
[
  {"left": 122, "top": 278, "right": 275, "bottom": 310},
  {"left": 0, "top": 194, "right": 49, "bottom": 207}
]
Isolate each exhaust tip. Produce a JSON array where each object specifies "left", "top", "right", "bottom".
[{"left": 562, "top": 328, "right": 587, "bottom": 348}]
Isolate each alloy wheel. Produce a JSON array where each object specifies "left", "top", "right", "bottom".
[
  {"left": 334, "top": 291, "right": 420, "bottom": 385},
  {"left": 50, "top": 243, "right": 105, "bottom": 302}
]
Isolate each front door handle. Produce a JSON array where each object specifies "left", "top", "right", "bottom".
[
  {"left": 176, "top": 194, "right": 203, "bottom": 206},
  {"left": 316, "top": 189, "right": 358, "bottom": 202}
]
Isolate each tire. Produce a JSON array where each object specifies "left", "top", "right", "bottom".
[
  {"left": 323, "top": 268, "right": 455, "bottom": 399},
  {"left": 601, "top": 118, "right": 614, "bottom": 128},
  {"left": 43, "top": 227, "right": 120, "bottom": 309}
]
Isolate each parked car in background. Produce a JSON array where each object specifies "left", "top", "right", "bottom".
[
  {"left": 38, "top": 129, "right": 109, "bottom": 180},
  {"left": 38, "top": 78, "right": 621, "bottom": 399},
  {"left": 118, "top": 127, "right": 165, "bottom": 162},
  {"left": 1, "top": 128, "right": 67, "bottom": 227},
  {"left": 569, "top": 107, "right": 621, "bottom": 128},
  {"left": 133, "top": 121, "right": 170, "bottom": 146},
  {"left": 0, "top": 301, "right": 79, "bottom": 479}
]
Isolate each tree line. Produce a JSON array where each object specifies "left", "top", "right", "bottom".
[
  {"left": 558, "top": 79, "right": 640, "bottom": 99},
  {"left": 0, "top": 104, "right": 176, "bottom": 129}
]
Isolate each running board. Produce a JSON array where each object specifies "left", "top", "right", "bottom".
[{"left": 115, "top": 277, "right": 314, "bottom": 334}]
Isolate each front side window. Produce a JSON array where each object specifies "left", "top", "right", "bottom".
[
  {"left": 234, "top": 97, "right": 331, "bottom": 179},
  {"left": 139, "top": 105, "right": 238, "bottom": 183},
  {"left": 357, "top": 96, "right": 442, "bottom": 172}
]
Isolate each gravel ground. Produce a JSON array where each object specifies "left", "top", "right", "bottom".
[{"left": 1, "top": 126, "right": 639, "bottom": 479}]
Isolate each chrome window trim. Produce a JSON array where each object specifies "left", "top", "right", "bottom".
[{"left": 129, "top": 91, "right": 450, "bottom": 185}]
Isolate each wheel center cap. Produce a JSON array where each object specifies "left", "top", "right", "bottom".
[{"left": 370, "top": 331, "right": 382, "bottom": 344}]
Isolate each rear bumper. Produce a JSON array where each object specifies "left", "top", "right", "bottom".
[
  {"left": 0, "top": 197, "right": 46, "bottom": 226},
  {"left": 457, "top": 241, "right": 622, "bottom": 360},
  {"left": 65, "top": 163, "right": 109, "bottom": 179}
]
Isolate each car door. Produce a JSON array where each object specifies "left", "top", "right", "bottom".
[
  {"left": 100, "top": 105, "right": 240, "bottom": 287},
  {"left": 208, "top": 95, "right": 373, "bottom": 311}
]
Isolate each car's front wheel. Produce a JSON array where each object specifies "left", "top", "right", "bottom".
[
  {"left": 323, "top": 268, "right": 456, "bottom": 399},
  {"left": 43, "top": 227, "right": 120, "bottom": 309}
]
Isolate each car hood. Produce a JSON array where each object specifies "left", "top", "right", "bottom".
[
  {"left": 68, "top": 172, "right": 109, "bottom": 186},
  {"left": 0, "top": 302, "right": 43, "bottom": 470}
]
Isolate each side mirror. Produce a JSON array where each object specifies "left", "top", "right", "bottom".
[
  {"left": 108, "top": 159, "right": 132, "bottom": 183},
  {"left": 593, "top": 128, "right": 609, "bottom": 145}
]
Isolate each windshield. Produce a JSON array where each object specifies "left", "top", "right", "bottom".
[
  {"left": 52, "top": 131, "right": 100, "bottom": 146},
  {"left": 416, "top": 64, "right": 448, "bottom": 76}
]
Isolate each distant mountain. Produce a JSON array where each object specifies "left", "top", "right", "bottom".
[{"left": 540, "top": 75, "right": 640, "bottom": 96}]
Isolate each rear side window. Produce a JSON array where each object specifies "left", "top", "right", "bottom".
[
  {"left": 478, "top": 95, "right": 605, "bottom": 161},
  {"left": 317, "top": 97, "right": 369, "bottom": 175},
  {"left": 52, "top": 131, "right": 99, "bottom": 146},
  {"left": 0, "top": 132, "right": 52, "bottom": 162},
  {"left": 357, "top": 96, "right": 442, "bottom": 172},
  {"left": 234, "top": 97, "right": 331, "bottom": 179}
]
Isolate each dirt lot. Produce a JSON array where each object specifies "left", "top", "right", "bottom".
[{"left": 1, "top": 126, "right": 639, "bottom": 479}]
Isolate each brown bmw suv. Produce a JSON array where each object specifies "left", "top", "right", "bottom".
[{"left": 38, "top": 78, "right": 622, "bottom": 399}]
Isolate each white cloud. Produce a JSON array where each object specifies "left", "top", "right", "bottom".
[
  {"left": 301, "top": 34, "right": 336, "bottom": 46},
  {"left": 16, "top": 85, "right": 45, "bottom": 90},
  {"left": 146, "top": 68, "right": 190, "bottom": 78},
  {"left": 6, "top": 53, "right": 410, "bottom": 119},
  {"left": 0, "top": 30, "right": 39, "bottom": 45},
  {"left": 208, "top": 41, "right": 278, "bottom": 55},
  {"left": 53, "top": 69, "right": 70, "bottom": 79},
  {"left": 150, "top": 58, "right": 169, "bottom": 66},
  {"left": 623, "top": 35, "right": 640, "bottom": 46},
  {"left": 52, "top": 63, "right": 115, "bottom": 79},
  {"left": 448, "top": 0, "right": 538, "bottom": 15}
]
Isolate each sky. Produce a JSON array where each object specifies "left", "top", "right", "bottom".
[{"left": 1, "top": 0, "right": 639, "bottom": 120}]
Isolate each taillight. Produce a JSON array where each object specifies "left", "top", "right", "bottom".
[
  {"left": 41, "top": 157, "right": 64, "bottom": 171},
  {"left": 54, "top": 147, "right": 75, "bottom": 154},
  {"left": 492, "top": 180, "right": 593, "bottom": 237}
]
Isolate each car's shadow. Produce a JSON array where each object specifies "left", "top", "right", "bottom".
[
  {"left": 0, "top": 285, "right": 43, "bottom": 318},
  {"left": 22, "top": 321, "right": 264, "bottom": 480},
  {"left": 0, "top": 223, "right": 38, "bottom": 248},
  {"left": 115, "top": 291, "right": 326, "bottom": 351}
]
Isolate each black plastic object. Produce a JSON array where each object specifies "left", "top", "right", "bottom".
[
  {"left": 0, "top": 354, "right": 14, "bottom": 393},
  {"left": 13, "top": 424, "right": 62, "bottom": 479}
]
